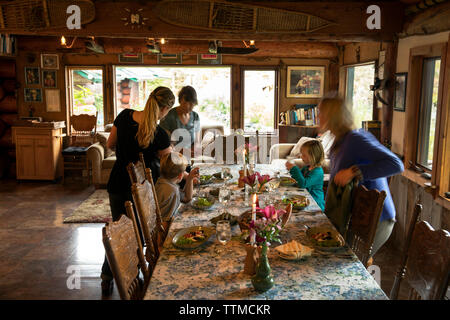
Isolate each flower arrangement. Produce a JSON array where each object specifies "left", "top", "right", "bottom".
[
  {"left": 242, "top": 172, "right": 272, "bottom": 193},
  {"left": 249, "top": 205, "right": 286, "bottom": 246}
]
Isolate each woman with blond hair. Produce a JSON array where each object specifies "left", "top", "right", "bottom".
[
  {"left": 318, "top": 96, "right": 404, "bottom": 259},
  {"left": 101, "top": 86, "right": 175, "bottom": 295}
]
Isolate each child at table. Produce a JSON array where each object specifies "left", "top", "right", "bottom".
[
  {"left": 285, "top": 140, "right": 325, "bottom": 211},
  {"left": 155, "top": 152, "right": 199, "bottom": 230}
]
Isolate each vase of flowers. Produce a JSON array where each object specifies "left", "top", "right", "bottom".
[
  {"left": 249, "top": 205, "right": 286, "bottom": 292},
  {"left": 242, "top": 172, "right": 272, "bottom": 195}
]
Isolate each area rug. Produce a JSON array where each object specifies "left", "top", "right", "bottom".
[{"left": 64, "top": 189, "right": 111, "bottom": 223}]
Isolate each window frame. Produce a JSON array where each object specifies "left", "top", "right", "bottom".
[
  {"left": 240, "top": 65, "right": 280, "bottom": 134},
  {"left": 65, "top": 65, "right": 107, "bottom": 134},
  {"left": 111, "top": 64, "right": 233, "bottom": 133},
  {"left": 343, "top": 61, "right": 377, "bottom": 123},
  {"left": 404, "top": 42, "right": 448, "bottom": 200}
]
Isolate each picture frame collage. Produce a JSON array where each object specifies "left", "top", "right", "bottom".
[{"left": 24, "top": 54, "right": 60, "bottom": 112}]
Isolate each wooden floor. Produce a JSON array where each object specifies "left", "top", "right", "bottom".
[{"left": 0, "top": 178, "right": 410, "bottom": 300}]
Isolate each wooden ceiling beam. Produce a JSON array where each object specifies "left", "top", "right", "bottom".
[
  {"left": 1, "top": 1, "right": 405, "bottom": 42},
  {"left": 17, "top": 36, "right": 340, "bottom": 59}
]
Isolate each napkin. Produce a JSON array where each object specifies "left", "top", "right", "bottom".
[{"left": 275, "top": 240, "right": 313, "bottom": 259}]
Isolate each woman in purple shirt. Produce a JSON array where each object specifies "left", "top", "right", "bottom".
[{"left": 318, "top": 97, "right": 404, "bottom": 257}]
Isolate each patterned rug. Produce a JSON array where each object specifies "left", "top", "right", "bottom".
[{"left": 64, "top": 189, "right": 111, "bottom": 223}]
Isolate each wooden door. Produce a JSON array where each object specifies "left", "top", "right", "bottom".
[
  {"left": 34, "top": 137, "right": 54, "bottom": 178},
  {"left": 16, "top": 137, "right": 36, "bottom": 178}
]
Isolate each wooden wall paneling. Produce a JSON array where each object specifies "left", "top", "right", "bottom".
[{"left": 381, "top": 41, "right": 398, "bottom": 144}]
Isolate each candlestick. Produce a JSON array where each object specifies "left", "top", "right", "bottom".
[
  {"left": 242, "top": 150, "right": 247, "bottom": 176},
  {"left": 251, "top": 193, "right": 257, "bottom": 244}
]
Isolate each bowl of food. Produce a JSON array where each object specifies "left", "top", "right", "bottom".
[
  {"left": 306, "top": 226, "right": 345, "bottom": 249},
  {"left": 237, "top": 209, "right": 264, "bottom": 232},
  {"left": 279, "top": 176, "right": 297, "bottom": 187},
  {"left": 281, "top": 195, "right": 310, "bottom": 211},
  {"left": 191, "top": 195, "right": 216, "bottom": 210},
  {"left": 172, "top": 226, "right": 214, "bottom": 249},
  {"left": 199, "top": 174, "right": 214, "bottom": 185}
]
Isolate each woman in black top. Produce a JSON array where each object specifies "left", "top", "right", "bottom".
[{"left": 101, "top": 86, "right": 175, "bottom": 295}]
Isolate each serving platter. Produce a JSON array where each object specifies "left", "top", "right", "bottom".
[
  {"left": 191, "top": 195, "right": 216, "bottom": 210},
  {"left": 172, "top": 226, "right": 214, "bottom": 249},
  {"left": 306, "top": 226, "right": 345, "bottom": 251}
]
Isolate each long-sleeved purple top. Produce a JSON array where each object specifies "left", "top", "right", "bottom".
[{"left": 328, "top": 129, "right": 404, "bottom": 222}]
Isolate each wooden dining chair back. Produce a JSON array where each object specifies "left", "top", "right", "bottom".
[
  {"left": 69, "top": 113, "right": 97, "bottom": 147},
  {"left": 390, "top": 203, "right": 422, "bottom": 299},
  {"left": 127, "top": 160, "right": 147, "bottom": 185},
  {"left": 102, "top": 214, "right": 148, "bottom": 300},
  {"left": 139, "top": 152, "right": 168, "bottom": 241},
  {"left": 130, "top": 179, "right": 162, "bottom": 267},
  {"left": 391, "top": 218, "right": 450, "bottom": 300},
  {"left": 346, "top": 184, "right": 386, "bottom": 267}
]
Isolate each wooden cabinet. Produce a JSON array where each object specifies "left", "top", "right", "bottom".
[{"left": 12, "top": 126, "right": 64, "bottom": 180}]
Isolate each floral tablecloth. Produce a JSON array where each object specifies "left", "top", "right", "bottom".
[{"left": 144, "top": 164, "right": 388, "bottom": 300}]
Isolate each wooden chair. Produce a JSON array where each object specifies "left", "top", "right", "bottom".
[
  {"left": 62, "top": 112, "right": 97, "bottom": 184},
  {"left": 129, "top": 178, "right": 164, "bottom": 268},
  {"left": 128, "top": 154, "right": 169, "bottom": 242},
  {"left": 390, "top": 203, "right": 422, "bottom": 299},
  {"left": 102, "top": 214, "right": 149, "bottom": 300},
  {"left": 69, "top": 113, "right": 97, "bottom": 147},
  {"left": 390, "top": 209, "right": 450, "bottom": 300},
  {"left": 346, "top": 184, "right": 387, "bottom": 268}
]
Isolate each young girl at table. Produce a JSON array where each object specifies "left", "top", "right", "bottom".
[
  {"left": 155, "top": 152, "right": 199, "bottom": 230},
  {"left": 285, "top": 140, "right": 325, "bottom": 211}
]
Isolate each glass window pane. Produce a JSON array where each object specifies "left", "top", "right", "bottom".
[
  {"left": 70, "top": 69, "right": 104, "bottom": 130},
  {"left": 417, "top": 58, "right": 440, "bottom": 169},
  {"left": 243, "top": 70, "right": 275, "bottom": 133},
  {"left": 114, "top": 66, "right": 231, "bottom": 134},
  {"left": 346, "top": 64, "right": 374, "bottom": 129}
]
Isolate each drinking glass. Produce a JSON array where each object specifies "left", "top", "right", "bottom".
[
  {"left": 219, "top": 188, "right": 231, "bottom": 214},
  {"left": 216, "top": 220, "right": 232, "bottom": 245}
]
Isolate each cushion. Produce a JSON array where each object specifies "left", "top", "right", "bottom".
[
  {"left": 317, "top": 130, "right": 335, "bottom": 158},
  {"left": 102, "top": 156, "right": 117, "bottom": 169},
  {"left": 95, "top": 132, "right": 115, "bottom": 158},
  {"left": 104, "top": 124, "right": 113, "bottom": 132},
  {"left": 289, "top": 136, "right": 317, "bottom": 158},
  {"left": 201, "top": 131, "right": 215, "bottom": 149}
]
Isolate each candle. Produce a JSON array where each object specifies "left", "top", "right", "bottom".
[
  {"left": 251, "top": 193, "right": 257, "bottom": 244},
  {"left": 242, "top": 149, "right": 247, "bottom": 176}
]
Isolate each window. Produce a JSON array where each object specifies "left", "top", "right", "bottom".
[
  {"left": 416, "top": 58, "right": 441, "bottom": 170},
  {"left": 67, "top": 67, "right": 104, "bottom": 130},
  {"left": 345, "top": 63, "right": 375, "bottom": 128},
  {"left": 242, "top": 69, "right": 277, "bottom": 133},
  {"left": 113, "top": 66, "right": 232, "bottom": 134}
]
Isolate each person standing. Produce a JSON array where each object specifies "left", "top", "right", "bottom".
[
  {"left": 318, "top": 96, "right": 404, "bottom": 259},
  {"left": 101, "top": 86, "right": 175, "bottom": 296}
]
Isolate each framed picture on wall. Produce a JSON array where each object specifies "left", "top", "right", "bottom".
[
  {"left": 45, "top": 89, "right": 61, "bottom": 112},
  {"left": 25, "top": 67, "right": 40, "bottom": 85},
  {"left": 24, "top": 88, "right": 42, "bottom": 102},
  {"left": 42, "top": 70, "right": 57, "bottom": 88},
  {"left": 41, "top": 54, "right": 59, "bottom": 69},
  {"left": 286, "top": 66, "right": 325, "bottom": 98},
  {"left": 394, "top": 73, "right": 407, "bottom": 112}
]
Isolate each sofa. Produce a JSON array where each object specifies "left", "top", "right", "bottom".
[
  {"left": 88, "top": 124, "right": 225, "bottom": 188},
  {"left": 269, "top": 130, "right": 335, "bottom": 174}
]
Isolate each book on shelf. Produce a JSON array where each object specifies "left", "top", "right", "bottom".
[
  {"left": 280, "top": 104, "right": 319, "bottom": 126},
  {"left": 0, "top": 34, "right": 17, "bottom": 56}
]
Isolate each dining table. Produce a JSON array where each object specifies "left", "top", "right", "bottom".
[{"left": 144, "top": 163, "right": 388, "bottom": 300}]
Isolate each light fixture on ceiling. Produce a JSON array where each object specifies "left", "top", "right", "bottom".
[
  {"left": 243, "top": 40, "right": 256, "bottom": 48},
  {"left": 60, "top": 35, "right": 77, "bottom": 48},
  {"left": 160, "top": 38, "right": 166, "bottom": 45},
  {"left": 146, "top": 38, "right": 161, "bottom": 53}
]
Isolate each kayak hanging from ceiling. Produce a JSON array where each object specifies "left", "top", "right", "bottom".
[
  {"left": 0, "top": 0, "right": 95, "bottom": 31},
  {"left": 153, "top": 0, "right": 334, "bottom": 33}
]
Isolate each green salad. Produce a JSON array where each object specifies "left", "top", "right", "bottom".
[{"left": 196, "top": 197, "right": 213, "bottom": 207}]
